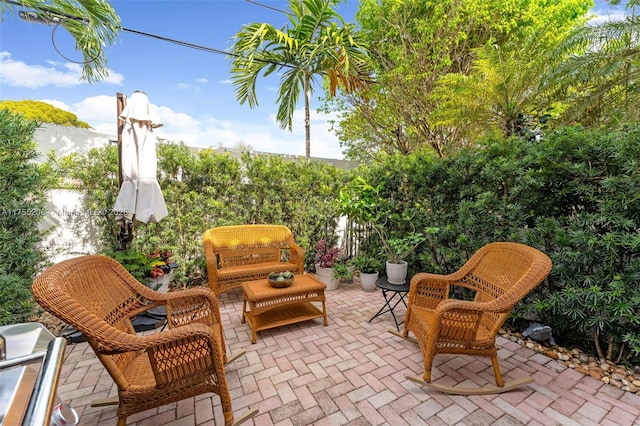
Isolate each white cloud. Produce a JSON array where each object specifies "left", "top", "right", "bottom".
[
  {"left": 33, "top": 95, "right": 344, "bottom": 159},
  {"left": 0, "top": 52, "right": 123, "bottom": 88},
  {"left": 192, "top": 107, "right": 342, "bottom": 159},
  {"left": 196, "top": 78, "right": 209, "bottom": 83},
  {"left": 73, "top": 95, "right": 117, "bottom": 123},
  {"left": 175, "top": 83, "right": 199, "bottom": 91},
  {"left": 590, "top": 0, "right": 628, "bottom": 24},
  {"left": 589, "top": 9, "right": 627, "bottom": 24}
]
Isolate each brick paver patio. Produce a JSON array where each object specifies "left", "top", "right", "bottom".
[{"left": 56, "top": 279, "right": 640, "bottom": 425}]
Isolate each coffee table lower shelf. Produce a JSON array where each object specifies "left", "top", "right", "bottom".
[{"left": 243, "top": 302, "right": 325, "bottom": 343}]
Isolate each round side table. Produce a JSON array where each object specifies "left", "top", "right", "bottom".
[{"left": 368, "top": 275, "right": 411, "bottom": 331}]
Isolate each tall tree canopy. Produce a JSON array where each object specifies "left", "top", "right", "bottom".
[
  {"left": 0, "top": 100, "right": 90, "bottom": 127},
  {"left": 549, "top": 0, "right": 640, "bottom": 127},
  {"left": 229, "top": 0, "right": 370, "bottom": 159},
  {"left": 329, "top": 0, "right": 592, "bottom": 161},
  {"left": 1, "top": 0, "right": 120, "bottom": 82},
  {"left": 429, "top": 34, "right": 560, "bottom": 143}
]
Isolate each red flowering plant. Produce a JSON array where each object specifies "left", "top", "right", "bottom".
[
  {"left": 314, "top": 239, "right": 342, "bottom": 269},
  {"left": 147, "top": 249, "right": 175, "bottom": 278}
]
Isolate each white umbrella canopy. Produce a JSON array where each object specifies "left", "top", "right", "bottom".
[{"left": 113, "top": 91, "right": 168, "bottom": 233}]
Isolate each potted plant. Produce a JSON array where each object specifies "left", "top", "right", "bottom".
[
  {"left": 352, "top": 255, "right": 381, "bottom": 291},
  {"left": 313, "top": 239, "right": 341, "bottom": 290},
  {"left": 103, "top": 247, "right": 177, "bottom": 291},
  {"left": 337, "top": 177, "right": 427, "bottom": 284},
  {"left": 332, "top": 257, "right": 355, "bottom": 283},
  {"left": 382, "top": 233, "right": 425, "bottom": 284}
]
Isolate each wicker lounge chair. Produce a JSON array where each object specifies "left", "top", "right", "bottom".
[
  {"left": 394, "top": 242, "right": 552, "bottom": 395},
  {"left": 203, "top": 224, "right": 305, "bottom": 296},
  {"left": 31, "top": 255, "right": 256, "bottom": 426}
]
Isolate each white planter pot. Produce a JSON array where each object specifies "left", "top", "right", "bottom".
[
  {"left": 359, "top": 271, "right": 379, "bottom": 292},
  {"left": 145, "top": 272, "right": 171, "bottom": 316},
  {"left": 344, "top": 265, "right": 357, "bottom": 283},
  {"left": 385, "top": 260, "right": 408, "bottom": 284},
  {"left": 315, "top": 266, "right": 340, "bottom": 291}
]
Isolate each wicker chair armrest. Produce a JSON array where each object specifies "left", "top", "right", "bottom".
[
  {"left": 97, "top": 322, "right": 216, "bottom": 354},
  {"left": 436, "top": 298, "right": 510, "bottom": 315},
  {"left": 432, "top": 299, "right": 511, "bottom": 339},
  {"left": 144, "top": 323, "right": 223, "bottom": 385},
  {"left": 408, "top": 273, "right": 453, "bottom": 310},
  {"left": 165, "top": 287, "right": 223, "bottom": 328},
  {"left": 288, "top": 243, "right": 306, "bottom": 273}
]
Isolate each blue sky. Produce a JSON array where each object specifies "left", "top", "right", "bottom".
[{"left": 0, "top": 0, "right": 629, "bottom": 160}]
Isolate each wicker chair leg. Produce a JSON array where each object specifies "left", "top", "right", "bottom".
[
  {"left": 423, "top": 357, "right": 434, "bottom": 383},
  {"left": 117, "top": 416, "right": 127, "bottom": 426},
  {"left": 490, "top": 355, "right": 505, "bottom": 387}
]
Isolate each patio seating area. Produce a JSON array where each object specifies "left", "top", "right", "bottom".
[{"left": 55, "top": 280, "right": 640, "bottom": 425}]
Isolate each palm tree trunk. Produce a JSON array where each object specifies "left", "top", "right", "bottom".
[{"left": 304, "top": 73, "right": 311, "bottom": 159}]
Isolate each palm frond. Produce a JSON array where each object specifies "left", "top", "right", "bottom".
[
  {"left": 2, "top": 0, "right": 120, "bottom": 83},
  {"left": 276, "top": 68, "right": 304, "bottom": 130}
]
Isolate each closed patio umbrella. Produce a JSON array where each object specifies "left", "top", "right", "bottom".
[{"left": 113, "top": 91, "right": 168, "bottom": 242}]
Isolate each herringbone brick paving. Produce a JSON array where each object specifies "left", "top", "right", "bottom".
[{"left": 56, "top": 280, "right": 640, "bottom": 425}]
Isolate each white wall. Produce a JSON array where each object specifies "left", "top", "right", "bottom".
[
  {"left": 40, "top": 189, "right": 100, "bottom": 263},
  {"left": 34, "top": 124, "right": 114, "bottom": 262}
]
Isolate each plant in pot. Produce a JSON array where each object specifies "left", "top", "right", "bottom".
[
  {"left": 313, "top": 239, "right": 342, "bottom": 290},
  {"left": 332, "top": 257, "right": 355, "bottom": 283},
  {"left": 381, "top": 232, "right": 426, "bottom": 284},
  {"left": 103, "top": 247, "right": 177, "bottom": 291},
  {"left": 337, "top": 177, "right": 427, "bottom": 284},
  {"left": 352, "top": 255, "right": 381, "bottom": 291}
]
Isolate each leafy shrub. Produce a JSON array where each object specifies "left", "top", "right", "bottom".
[
  {"left": 0, "top": 110, "right": 54, "bottom": 324},
  {"left": 63, "top": 143, "right": 350, "bottom": 287},
  {"left": 38, "top": 121, "right": 640, "bottom": 364},
  {"left": 342, "top": 125, "right": 640, "bottom": 363}
]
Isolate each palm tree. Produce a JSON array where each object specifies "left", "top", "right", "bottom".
[
  {"left": 1, "top": 0, "right": 120, "bottom": 83},
  {"left": 229, "top": 0, "right": 370, "bottom": 158},
  {"left": 429, "top": 36, "right": 559, "bottom": 144},
  {"left": 549, "top": 3, "right": 640, "bottom": 127}
]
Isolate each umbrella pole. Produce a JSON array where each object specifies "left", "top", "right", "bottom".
[
  {"left": 116, "top": 93, "right": 133, "bottom": 250},
  {"left": 117, "top": 92, "right": 126, "bottom": 187}
]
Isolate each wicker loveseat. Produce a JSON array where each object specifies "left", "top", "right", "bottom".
[{"left": 203, "top": 224, "right": 305, "bottom": 296}]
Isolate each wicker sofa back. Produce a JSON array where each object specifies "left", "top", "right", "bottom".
[{"left": 203, "top": 224, "right": 305, "bottom": 296}]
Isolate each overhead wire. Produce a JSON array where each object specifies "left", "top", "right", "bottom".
[{"left": 243, "top": 0, "right": 288, "bottom": 15}]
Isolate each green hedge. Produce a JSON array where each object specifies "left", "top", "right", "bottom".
[
  {"left": 0, "top": 110, "right": 54, "bottom": 325},
  {"left": 63, "top": 144, "right": 350, "bottom": 286},
  {"left": 348, "top": 125, "right": 640, "bottom": 363},
  {"left": 25, "top": 124, "right": 640, "bottom": 363}
]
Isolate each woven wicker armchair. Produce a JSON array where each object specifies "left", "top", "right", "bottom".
[
  {"left": 31, "top": 255, "right": 253, "bottom": 426},
  {"left": 203, "top": 224, "right": 305, "bottom": 296},
  {"left": 400, "top": 242, "right": 552, "bottom": 395}
]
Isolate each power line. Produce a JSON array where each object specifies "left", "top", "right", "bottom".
[
  {"left": 244, "top": 0, "right": 288, "bottom": 15},
  {"left": 121, "top": 27, "right": 292, "bottom": 68}
]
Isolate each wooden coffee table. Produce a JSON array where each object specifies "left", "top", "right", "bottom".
[{"left": 242, "top": 274, "right": 328, "bottom": 343}]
